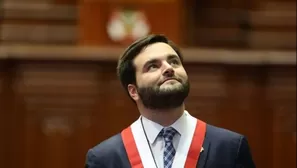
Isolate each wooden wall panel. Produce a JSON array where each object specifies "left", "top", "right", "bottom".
[
  {"left": 13, "top": 62, "right": 106, "bottom": 168},
  {"left": 185, "top": 65, "right": 227, "bottom": 125},
  {"left": 54, "top": 0, "right": 77, "bottom": 5},
  {"left": 221, "top": 66, "right": 272, "bottom": 168},
  {"left": 1, "top": 61, "right": 137, "bottom": 168},
  {"left": 248, "top": 1, "right": 296, "bottom": 50},
  {"left": 0, "top": 61, "right": 7, "bottom": 167},
  {"left": 185, "top": 0, "right": 296, "bottom": 50},
  {"left": 1, "top": 24, "right": 77, "bottom": 44},
  {"left": 0, "top": 62, "right": 4, "bottom": 98},
  {"left": 184, "top": 0, "right": 251, "bottom": 48},
  {"left": 0, "top": 0, "right": 77, "bottom": 44},
  {"left": 266, "top": 66, "right": 296, "bottom": 168},
  {"left": 0, "top": 61, "right": 24, "bottom": 168},
  {"left": 0, "top": 1, "right": 3, "bottom": 43}
]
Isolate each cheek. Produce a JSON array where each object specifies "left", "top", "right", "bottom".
[
  {"left": 176, "top": 68, "right": 188, "bottom": 78},
  {"left": 138, "top": 74, "right": 160, "bottom": 87},
  {"left": 183, "top": 71, "right": 188, "bottom": 79},
  {"left": 135, "top": 71, "right": 144, "bottom": 86}
]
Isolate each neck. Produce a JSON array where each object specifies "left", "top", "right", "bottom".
[{"left": 138, "top": 104, "right": 185, "bottom": 127}]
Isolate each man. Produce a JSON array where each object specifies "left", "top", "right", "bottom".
[{"left": 85, "top": 34, "right": 256, "bottom": 168}]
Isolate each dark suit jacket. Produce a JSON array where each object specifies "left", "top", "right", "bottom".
[{"left": 85, "top": 124, "right": 256, "bottom": 168}]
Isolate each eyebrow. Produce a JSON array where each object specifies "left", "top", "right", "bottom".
[
  {"left": 143, "top": 54, "right": 180, "bottom": 69},
  {"left": 167, "top": 54, "right": 179, "bottom": 60},
  {"left": 143, "top": 59, "right": 158, "bottom": 68}
]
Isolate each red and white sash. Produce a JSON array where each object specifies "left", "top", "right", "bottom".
[{"left": 121, "top": 114, "right": 206, "bottom": 168}]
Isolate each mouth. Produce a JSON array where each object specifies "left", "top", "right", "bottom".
[{"left": 160, "top": 78, "right": 180, "bottom": 85}]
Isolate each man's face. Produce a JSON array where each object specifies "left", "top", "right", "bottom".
[{"left": 129, "top": 42, "right": 189, "bottom": 109}]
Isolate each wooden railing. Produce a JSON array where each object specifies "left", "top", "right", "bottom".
[{"left": 0, "top": 45, "right": 295, "bottom": 65}]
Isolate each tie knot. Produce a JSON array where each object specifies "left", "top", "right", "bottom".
[{"left": 160, "top": 127, "right": 177, "bottom": 142}]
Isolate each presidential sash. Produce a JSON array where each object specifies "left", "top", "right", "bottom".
[{"left": 121, "top": 117, "right": 206, "bottom": 168}]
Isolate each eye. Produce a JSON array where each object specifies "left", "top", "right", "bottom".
[
  {"left": 147, "top": 64, "right": 158, "bottom": 71},
  {"left": 169, "top": 59, "right": 180, "bottom": 65}
]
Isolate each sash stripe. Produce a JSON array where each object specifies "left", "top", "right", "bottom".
[
  {"left": 121, "top": 119, "right": 206, "bottom": 168},
  {"left": 122, "top": 127, "right": 144, "bottom": 168},
  {"left": 185, "top": 120, "right": 206, "bottom": 167}
]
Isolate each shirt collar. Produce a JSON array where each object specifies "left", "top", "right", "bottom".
[{"left": 141, "top": 111, "right": 188, "bottom": 144}]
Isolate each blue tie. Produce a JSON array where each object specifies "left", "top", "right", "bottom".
[{"left": 160, "top": 127, "right": 177, "bottom": 168}]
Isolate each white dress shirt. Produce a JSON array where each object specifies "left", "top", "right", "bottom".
[{"left": 141, "top": 111, "right": 192, "bottom": 168}]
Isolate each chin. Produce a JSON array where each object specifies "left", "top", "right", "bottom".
[{"left": 160, "top": 83, "right": 182, "bottom": 90}]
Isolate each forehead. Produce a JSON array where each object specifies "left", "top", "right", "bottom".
[{"left": 133, "top": 42, "right": 178, "bottom": 67}]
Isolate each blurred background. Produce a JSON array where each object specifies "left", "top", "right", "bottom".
[{"left": 0, "top": 0, "right": 296, "bottom": 168}]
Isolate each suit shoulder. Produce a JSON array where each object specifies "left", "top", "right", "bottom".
[
  {"left": 206, "top": 124, "right": 243, "bottom": 142},
  {"left": 89, "top": 133, "right": 124, "bottom": 158},
  {"left": 85, "top": 133, "right": 130, "bottom": 167}
]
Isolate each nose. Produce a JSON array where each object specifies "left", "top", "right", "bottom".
[{"left": 162, "top": 62, "right": 174, "bottom": 77}]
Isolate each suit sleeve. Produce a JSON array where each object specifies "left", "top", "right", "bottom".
[
  {"left": 85, "top": 149, "right": 105, "bottom": 168},
  {"left": 234, "top": 136, "right": 256, "bottom": 168}
]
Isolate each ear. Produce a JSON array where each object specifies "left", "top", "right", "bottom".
[{"left": 128, "top": 84, "right": 139, "bottom": 101}]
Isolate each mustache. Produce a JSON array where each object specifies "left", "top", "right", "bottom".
[{"left": 158, "top": 77, "right": 182, "bottom": 86}]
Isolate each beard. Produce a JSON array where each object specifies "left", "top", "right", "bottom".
[{"left": 137, "top": 80, "right": 190, "bottom": 110}]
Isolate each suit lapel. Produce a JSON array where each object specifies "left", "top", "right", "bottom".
[{"left": 197, "top": 137, "right": 210, "bottom": 168}]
